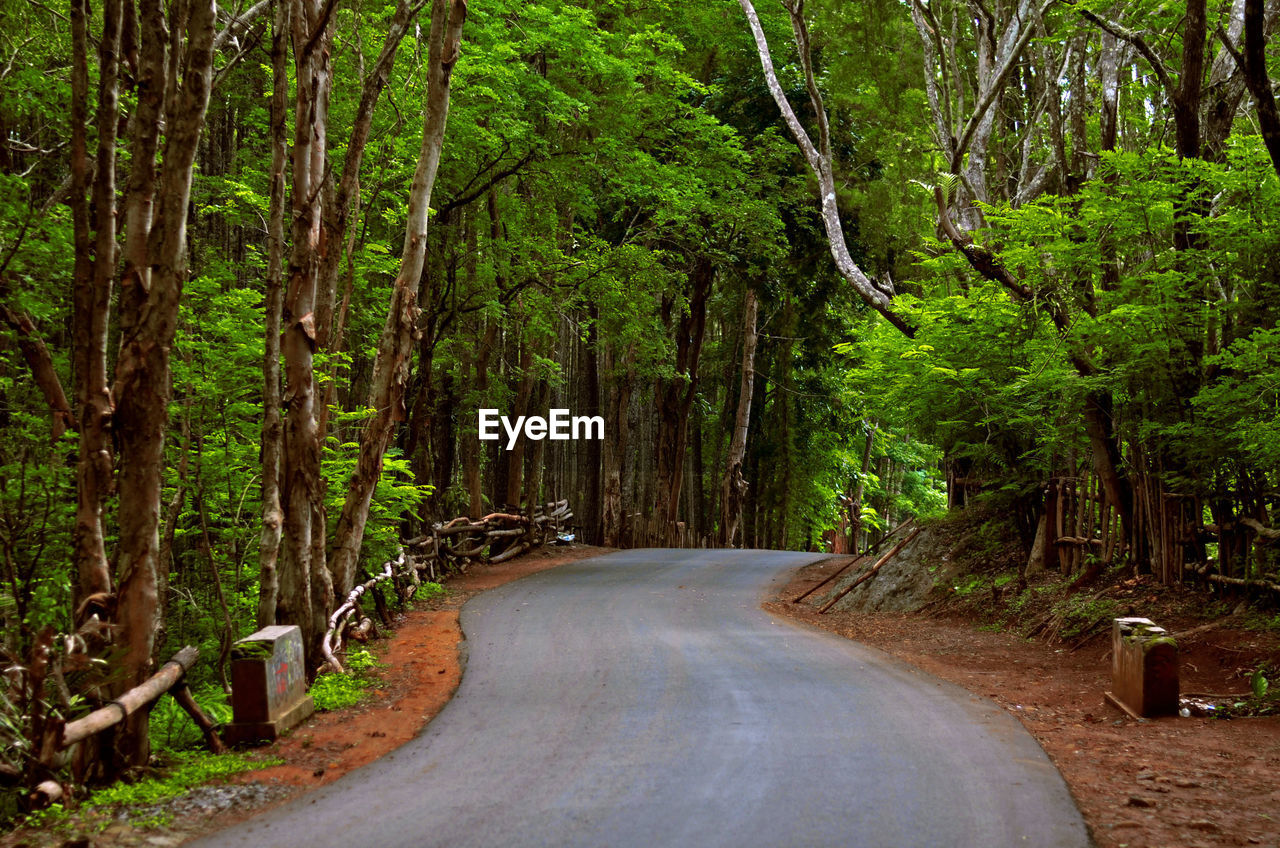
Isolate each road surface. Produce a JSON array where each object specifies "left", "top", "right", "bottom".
[{"left": 196, "top": 548, "right": 1089, "bottom": 847}]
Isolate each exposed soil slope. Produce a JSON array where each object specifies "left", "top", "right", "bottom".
[{"left": 769, "top": 556, "right": 1280, "bottom": 848}]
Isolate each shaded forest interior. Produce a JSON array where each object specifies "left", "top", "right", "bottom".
[{"left": 3, "top": 0, "right": 1280, "bottom": 796}]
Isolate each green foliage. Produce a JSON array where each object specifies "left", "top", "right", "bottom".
[
  {"left": 20, "top": 751, "right": 279, "bottom": 832},
  {"left": 1251, "top": 667, "right": 1270, "bottom": 701},
  {"left": 149, "top": 686, "right": 233, "bottom": 752},
  {"left": 413, "top": 582, "right": 446, "bottom": 603},
  {"left": 1047, "top": 594, "right": 1121, "bottom": 641},
  {"left": 310, "top": 648, "right": 382, "bottom": 711}
]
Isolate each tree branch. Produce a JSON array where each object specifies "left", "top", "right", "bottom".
[{"left": 1076, "top": 6, "right": 1177, "bottom": 102}]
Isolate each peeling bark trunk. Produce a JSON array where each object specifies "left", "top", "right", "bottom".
[
  {"left": 278, "top": 0, "right": 333, "bottom": 662},
  {"left": 314, "top": 0, "right": 421, "bottom": 440},
  {"left": 112, "top": 0, "right": 216, "bottom": 769},
  {"left": 329, "top": 0, "right": 468, "bottom": 599}
]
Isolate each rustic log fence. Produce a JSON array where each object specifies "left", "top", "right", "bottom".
[
  {"left": 321, "top": 500, "right": 573, "bottom": 672},
  {"left": 17, "top": 642, "right": 220, "bottom": 808}
]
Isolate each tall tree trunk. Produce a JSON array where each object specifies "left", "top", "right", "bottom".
[
  {"left": 1241, "top": 0, "right": 1280, "bottom": 175},
  {"left": 69, "top": 0, "right": 121, "bottom": 609},
  {"left": 464, "top": 321, "right": 498, "bottom": 516},
  {"left": 582, "top": 307, "right": 602, "bottom": 544},
  {"left": 328, "top": 0, "right": 469, "bottom": 599},
  {"left": 849, "top": 425, "right": 875, "bottom": 553},
  {"left": 738, "top": 0, "right": 913, "bottom": 335},
  {"left": 112, "top": 0, "right": 216, "bottom": 769},
  {"left": 601, "top": 345, "right": 634, "bottom": 547},
  {"left": 278, "top": 0, "right": 333, "bottom": 661},
  {"left": 503, "top": 340, "right": 536, "bottom": 508},
  {"left": 1175, "top": 0, "right": 1208, "bottom": 163},
  {"left": 653, "top": 258, "right": 712, "bottom": 529},
  {"left": 257, "top": 0, "right": 290, "bottom": 629},
  {"left": 315, "top": 0, "right": 421, "bottom": 439},
  {"left": 719, "top": 289, "right": 757, "bottom": 547}
]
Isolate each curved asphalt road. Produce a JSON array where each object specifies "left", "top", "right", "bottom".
[{"left": 196, "top": 549, "right": 1089, "bottom": 847}]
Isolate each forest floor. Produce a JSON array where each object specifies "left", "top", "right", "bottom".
[
  {"left": 768, "top": 556, "right": 1280, "bottom": 848},
  {"left": 8, "top": 543, "right": 1279, "bottom": 848}
]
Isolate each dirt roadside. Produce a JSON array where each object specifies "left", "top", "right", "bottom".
[
  {"left": 10, "top": 545, "right": 1278, "bottom": 848},
  {"left": 767, "top": 556, "right": 1280, "bottom": 848}
]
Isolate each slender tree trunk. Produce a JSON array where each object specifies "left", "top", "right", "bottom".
[
  {"left": 328, "top": 0, "right": 469, "bottom": 599},
  {"left": 504, "top": 340, "right": 536, "bottom": 508},
  {"left": 464, "top": 321, "right": 498, "bottom": 516},
  {"left": 653, "top": 258, "right": 712, "bottom": 529},
  {"left": 1242, "top": 0, "right": 1280, "bottom": 175},
  {"left": 737, "top": 0, "right": 913, "bottom": 335},
  {"left": 719, "top": 289, "right": 757, "bottom": 547},
  {"left": 69, "top": 0, "right": 120, "bottom": 608},
  {"left": 1175, "top": 0, "right": 1208, "bottom": 163},
  {"left": 112, "top": 0, "right": 216, "bottom": 769},
  {"left": 315, "top": 0, "right": 421, "bottom": 439},
  {"left": 257, "top": 0, "right": 290, "bottom": 629},
  {"left": 849, "top": 425, "right": 875, "bottom": 553},
  {"left": 601, "top": 345, "right": 634, "bottom": 547},
  {"left": 582, "top": 307, "right": 602, "bottom": 544}
]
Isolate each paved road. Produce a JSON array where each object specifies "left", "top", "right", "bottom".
[{"left": 197, "top": 549, "right": 1089, "bottom": 847}]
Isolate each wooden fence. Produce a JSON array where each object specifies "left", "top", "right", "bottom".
[
  {"left": 1042, "top": 472, "right": 1278, "bottom": 592},
  {"left": 322, "top": 500, "right": 573, "bottom": 671}
]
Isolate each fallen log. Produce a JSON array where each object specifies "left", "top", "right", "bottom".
[
  {"left": 1240, "top": 517, "right": 1280, "bottom": 541},
  {"left": 437, "top": 522, "right": 487, "bottom": 536},
  {"left": 323, "top": 556, "right": 398, "bottom": 672},
  {"left": 489, "top": 541, "right": 531, "bottom": 564},
  {"left": 795, "top": 519, "right": 917, "bottom": 604},
  {"left": 792, "top": 554, "right": 871, "bottom": 604},
  {"left": 818, "top": 527, "right": 923, "bottom": 614},
  {"left": 1205, "top": 573, "right": 1280, "bottom": 593},
  {"left": 61, "top": 645, "right": 199, "bottom": 748},
  {"left": 1103, "top": 691, "right": 1147, "bottom": 722},
  {"left": 171, "top": 682, "right": 225, "bottom": 754},
  {"left": 479, "top": 512, "right": 528, "bottom": 524}
]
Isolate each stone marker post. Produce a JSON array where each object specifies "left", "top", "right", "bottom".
[
  {"left": 1111, "top": 617, "right": 1179, "bottom": 718},
  {"left": 224, "top": 625, "right": 315, "bottom": 744}
]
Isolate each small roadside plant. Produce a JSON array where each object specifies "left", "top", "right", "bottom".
[
  {"left": 310, "top": 647, "right": 383, "bottom": 711},
  {"left": 413, "top": 581, "right": 445, "bottom": 604},
  {"left": 1215, "top": 664, "right": 1279, "bottom": 718}
]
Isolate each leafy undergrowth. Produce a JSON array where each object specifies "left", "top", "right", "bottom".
[
  {"left": 309, "top": 582, "right": 444, "bottom": 712},
  {"left": 21, "top": 750, "right": 279, "bottom": 834},
  {"left": 310, "top": 647, "right": 383, "bottom": 711}
]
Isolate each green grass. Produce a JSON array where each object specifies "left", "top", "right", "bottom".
[
  {"left": 22, "top": 750, "right": 279, "bottom": 832},
  {"left": 310, "top": 647, "right": 384, "bottom": 711}
]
